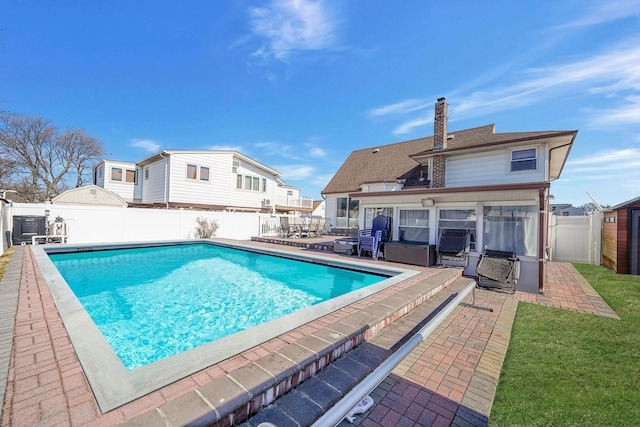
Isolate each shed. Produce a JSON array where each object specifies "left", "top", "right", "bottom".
[
  {"left": 602, "top": 196, "right": 640, "bottom": 275},
  {"left": 52, "top": 185, "right": 128, "bottom": 207}
]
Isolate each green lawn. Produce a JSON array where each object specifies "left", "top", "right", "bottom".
[
  {"left": 0, "top": 246, "right": 15, "bottom": 280},
  {"left": 489, "top": 264, "right": 640, "bottom": 426}
]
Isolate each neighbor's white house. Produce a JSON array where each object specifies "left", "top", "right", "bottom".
[
  {"left": 322, "top": 98, "right": 577, "bottom": 293},
  {"left": 93, "top": 150, "right": 313, "bottom": 214}
]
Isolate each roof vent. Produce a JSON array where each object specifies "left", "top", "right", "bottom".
[
  {"left": 373, "top": 148, "right": 380, "bottom": 153},
  {"left": 447, "top": 135, "right": 454, "bottom": 140}
]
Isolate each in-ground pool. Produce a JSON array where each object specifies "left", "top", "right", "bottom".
[
  {"left": 47, "top": 243, "right": 386, "bottom": 370},
  {"left": 32, "top": 240, "right": 418, "bottom": 411}
]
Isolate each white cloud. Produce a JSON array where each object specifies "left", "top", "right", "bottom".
[
  {"left": 205, "top": 144, "right": 243, "bottom": 151},
  {"left": 553, "top": 0, "right": 640, "bottom": 30},
  {"left": 375, "top": 26, "right": 640, "bottom": 136},
  {"left": 252, "top": 141, "right": 300, "bottom": 160},
  {"left": 308, "top": 146, "right": 326, "bottom": 158},
  {"left": 248, "top": 0, "right": 340, "bottom": 59},
  {"left": 587, "top": 95, "right": 640, "bottom": 127},
  {"left": 368, "top": 98, "right": 429, "bottom": 118},
  {"left": 564, "top": 148, "right": 640, "bottom": 180},
  {"left": 396, "top": 38, "right": 640, "bottom": 135},
  {"left": 392, "top": 117, "right": 432, "bottom": 136},
  {"left": 130, "top": 139, "right": 160, "bottom": 152},
  {"left": 274, "top": 164, "right": 315, "bottom": 179}
]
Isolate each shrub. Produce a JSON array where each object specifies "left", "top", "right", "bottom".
[{"left": 194, "top": 217, "right": 219, "bottom": 238}]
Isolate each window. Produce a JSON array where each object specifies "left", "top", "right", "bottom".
[
  {"left": 483, "top": 205, "right": 537, "bottom": 256},
  {"left": 336, "top": 198, "right": 360, "bottom": 228},
  {"left": 399, "top": 209, "right": 429, "bottom": 243},
  {"left": 111, "top": 167, "right": 136, "bottom": 183},
  {"left": 511, "top": 148, "right": 537, "bottom": 171},
  {"left": 438, "top": 209, "right": 477, "bottom": 250},
  {"left": 187, "top": 164, "right": 210, "bottom": 181},
  {"left": 605, "top": 217, "right": 616, "bottom": 223},
  {"left": 364, "top": 207, "right": 393, "bottom": 238},
  {"left": 144, "top": 168, "right": 149, "bottom": 180},
  {"left": 187, "top": 164, "right": 198, "bottom": 180},
  {"left": 125, "top": 169, "right": 136, "bottom": 183},
  {"left": 237, "top": 174, "right": 265, "bottom": 191},
  {"left": 200, "top": 167, "right": 210, "bottom": 182},
  {"left": 111, "top": 168, "right": 123, "bottom": 181}
]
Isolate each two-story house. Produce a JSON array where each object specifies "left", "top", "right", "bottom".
[
  {"left": 322, "top": 98, "right": 577, "bottom": 293},
  {"left": 93, "top": 150, "right": 313, "bottom": 214}
]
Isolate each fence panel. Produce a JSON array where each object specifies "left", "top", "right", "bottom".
[
  {"left": 8, "top": 203, "right": 273, "bottom": 243},
  {"left": 549, "top": 214, "right": 601, "bottom": 264}
]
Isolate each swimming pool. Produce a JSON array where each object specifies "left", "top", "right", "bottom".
[
  {"left": 33, "top": 240, "right": 418, "bottom": 411},
  {"left": 47, "top": 243, "right": 386, "bottom": 369}
]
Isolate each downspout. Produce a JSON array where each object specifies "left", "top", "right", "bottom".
[
  {"left": 159, "top": 152, "right": 169, "bottom": 209},
  {"left": 311, "top": 281, "right": 476, "bottom": 427},
  {"left": 538, "top": 187, "right": 546, "bottom": 293}
]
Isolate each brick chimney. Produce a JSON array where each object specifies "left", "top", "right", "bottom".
[
  {"left": 432, "top": 98, "right": 447, "bottom": 188},
  {"left": 433, "top": 97, "right": 448, "bottom": 150}
]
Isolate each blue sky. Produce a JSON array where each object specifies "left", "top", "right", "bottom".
[{"left": 2, "top": 0, "right": 639, "bottom": 207}]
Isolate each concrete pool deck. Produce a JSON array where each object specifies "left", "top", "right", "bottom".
[{"left": 0, "top": 240, "right": 618, "bottom": 426}]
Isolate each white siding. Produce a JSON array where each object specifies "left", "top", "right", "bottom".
[
  {"left": 324, "top": 195, "right": 341, "bottom": 230},
  {"left": 142, "top": 159, "right": 168, "bottom": 204},
  {"left": 230, "top": 159, "right": 275, "bottom": 208},
  {"left": 446, "top": 146, "right": 546, "bottom": 187},
  {"left": 168, "top": 153, "right": 229, "bottom": 205},
  {"left": 102, "top": 161, "right": 138, "bottom": 202}
]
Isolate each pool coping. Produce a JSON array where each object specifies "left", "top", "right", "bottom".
[{"left": 31, "top": 239, "right": 420, "bottom": 412}]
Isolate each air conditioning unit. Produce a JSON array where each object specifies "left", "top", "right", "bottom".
[{"left": 263, "top": 199, "right": 272, "bottom": 207}]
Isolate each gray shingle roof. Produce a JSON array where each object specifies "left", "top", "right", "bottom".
[{"left": 321, "top": 124, "right": 575, "bottom": 195}]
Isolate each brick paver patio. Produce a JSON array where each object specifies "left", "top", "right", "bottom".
[{"left": 0, "top": 244, "right": 618, "bottom": 427}]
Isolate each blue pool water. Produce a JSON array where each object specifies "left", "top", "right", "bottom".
[{"left": 48, "top": 243, "right": 387, "bottom": 370}]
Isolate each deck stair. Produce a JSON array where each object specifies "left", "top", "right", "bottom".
[{"left": 123, "top": 268, "right": 473, "bottom": 426}]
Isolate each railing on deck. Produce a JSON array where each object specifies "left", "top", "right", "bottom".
[
  {"left": 260, "top": 216, "right": 282, "bottom": 237},
  {"left": 274, "top": 196, "right": 313, "bottom": 209}
]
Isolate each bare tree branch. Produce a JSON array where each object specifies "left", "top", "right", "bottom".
[{"left": 0, "top": 112, "right": 105, "bottom": 201}]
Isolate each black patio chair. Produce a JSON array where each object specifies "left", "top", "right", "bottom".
[
  {"left": 436, "top": 229, "right": 471, "bottom": 268},
  {"left": 475, "top": 249, "right": 519, "bottom": 294}
]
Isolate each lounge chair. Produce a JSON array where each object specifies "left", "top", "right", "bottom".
[
  {"left": 279, "top": 216, "right": 300, "bottom": 238},
  {"left": 358, "top": 214, "right": 390, "bottom": 261},
  {"left": 436, "top": 229, "right": 471, "bottom": 268},
  {"left": 475, "top": 249, "right": 519, "bottom": 294},
  {"left": 308, "top": 217, "right": 326, "bottom": 237}
]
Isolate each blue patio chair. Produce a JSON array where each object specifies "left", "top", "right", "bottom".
[{"left": 358, "top": 214, "right": 390, "bottom": 261}]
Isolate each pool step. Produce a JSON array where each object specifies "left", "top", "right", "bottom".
[{"left": 121, "top": 268, "right": 470, "bottom": 427}]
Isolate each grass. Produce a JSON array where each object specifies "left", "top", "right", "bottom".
[
  {"left": 0, "top": 246, "right": 15, "bottom": 280},
  {"left": 490, "top": 264, "right": 640, "bottom": 426}
]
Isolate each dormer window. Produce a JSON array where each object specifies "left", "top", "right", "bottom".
[{"left": 510, "top": 148, "right": 537, "bottom": 171}]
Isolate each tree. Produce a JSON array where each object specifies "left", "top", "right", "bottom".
[
  {"left": 0, "top": 113, "right": 105, "bottom": 202},
  {"left": 579, "top": 202, "right": 610, "bottom": 214}
]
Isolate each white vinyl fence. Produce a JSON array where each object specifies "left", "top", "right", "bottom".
[
  {"left": 7, "top": 203, "right": 285, "bottom": 246},
  {"left": 1, "top": 202, "right": 11, "bottom": 255},
  {"left": 548, "top": 213, "right": 602, "bottom": 265}
]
